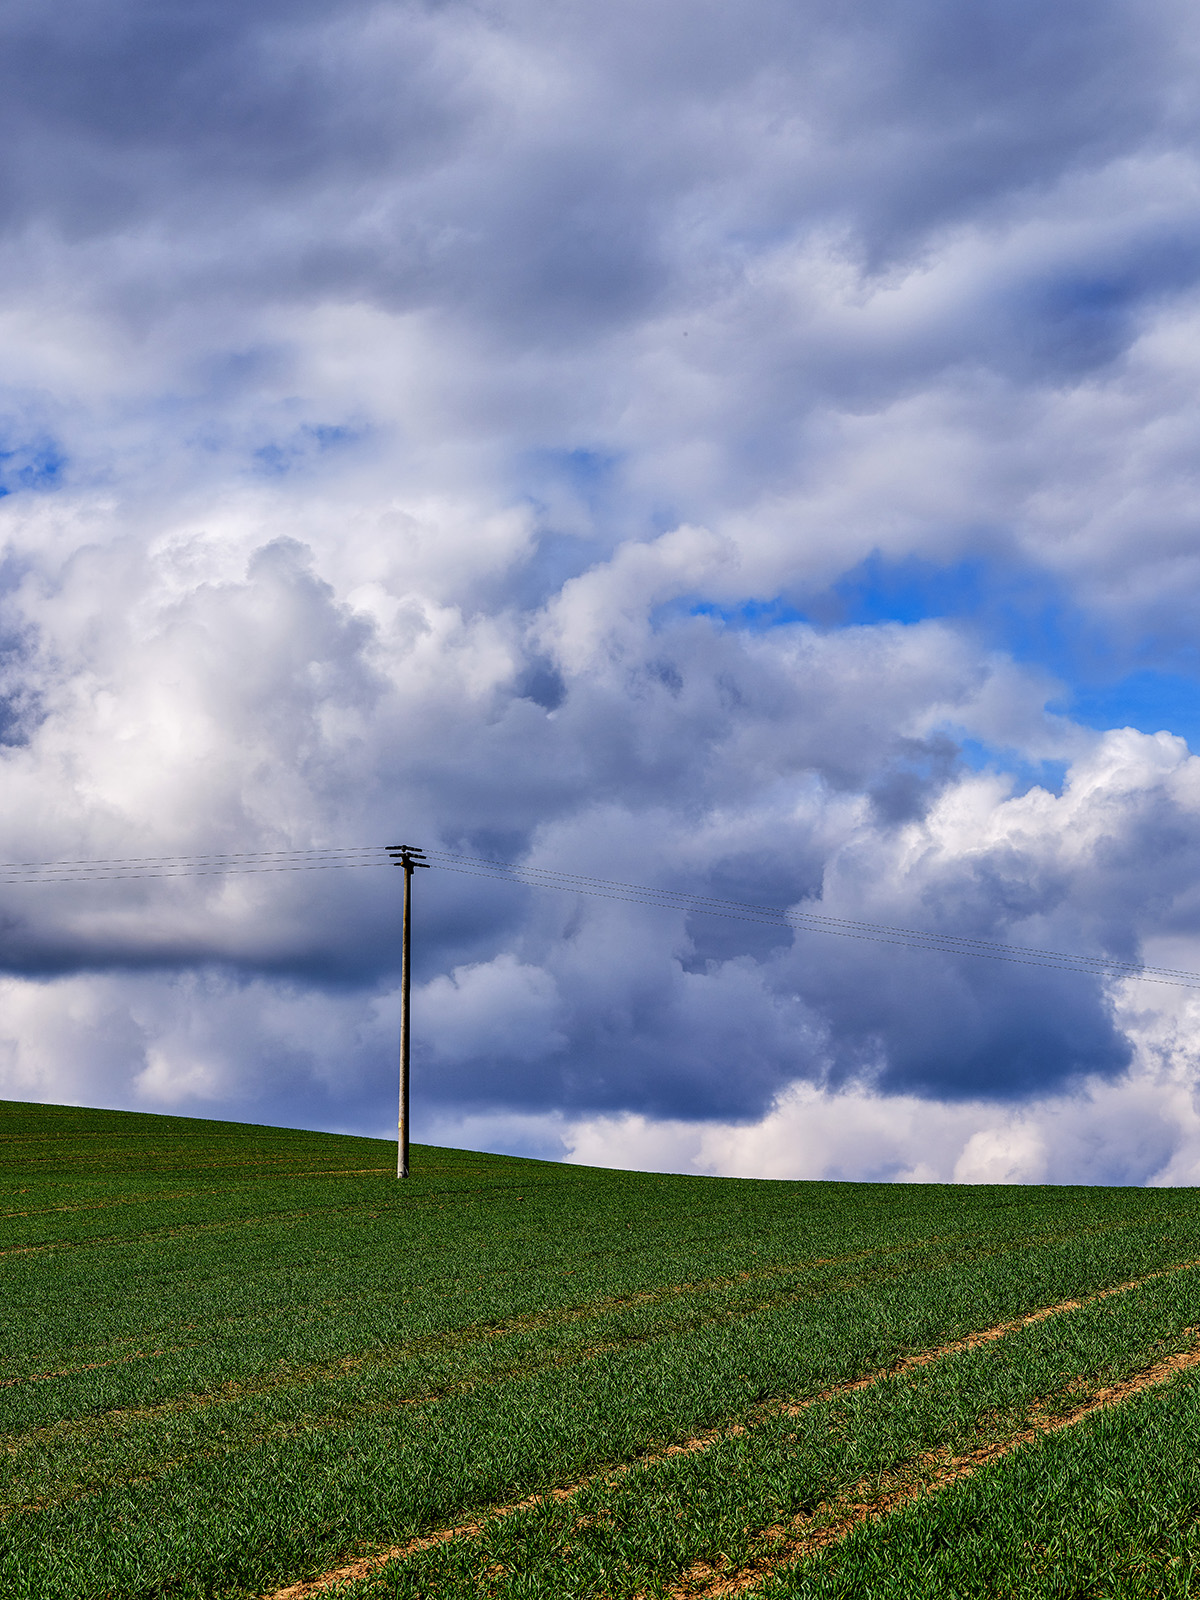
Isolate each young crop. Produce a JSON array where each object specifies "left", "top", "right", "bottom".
[{"left": 2, "top": 1098, "right": 1199, "bottom": 1599}]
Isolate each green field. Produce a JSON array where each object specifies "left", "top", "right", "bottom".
[{"left": 2, "top": 1099, "right": 1200, "bottom": 1599}]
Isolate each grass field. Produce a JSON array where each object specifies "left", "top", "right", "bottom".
[{"left": 2, "top": 1098, "right": 1200, "bottom": 1598}]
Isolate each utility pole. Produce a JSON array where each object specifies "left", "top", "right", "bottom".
[{"left": 387, "top": 843, "right": 429, "bottom": 1178}]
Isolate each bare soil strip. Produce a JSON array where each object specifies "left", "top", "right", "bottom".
[
  {"left": 663, "top": 1334, "right": 1200, "bottom": 1599},
  {"left": 0, "top": 1243, "right": 896, "bottom": 1416},
  {"left": 262, "top": 1255, "right": 1200, "bottom": 1600},
  {"left": 0, "top": 1174, "right": 552, "bottom": 1261},
  {"left": 1, "top": 1251, "right": 932, "bottom": 1523},
  {"left": 0, "top": 1346, "right": 191, "bottom": 1390},
  {"left": 0, "top": 1171, "right": 393, "bottom": 1222},
  {"left": 0, "top": 1208, "right": 349, "bottom": 1262},
  {"left": 1, "top": 1251, "right": 920, "bottom": 1518}
]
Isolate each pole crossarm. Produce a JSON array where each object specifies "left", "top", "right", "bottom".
[{"left": 386, "top": 844, "right": 430, "bottom": 870}]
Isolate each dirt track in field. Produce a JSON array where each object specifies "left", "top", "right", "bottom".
[
  {"left": 0, "top": 1240, "right": 907, "bottom": 1413},
  {"left": 263, "top": 1254, "right": 1200, "bottom": 1600},
  {"left": 664, "top": 1332, "right": 1200, "bottom": 1598},
  {"left": 0, "top": 1247, "right": 934, "bottom": 1523}
]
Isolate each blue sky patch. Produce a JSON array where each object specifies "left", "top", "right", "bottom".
[
  {"left": 957, "top": 737, "right": 1070, "bottom": 798},
  {"left": 678, "top": 552, "right": 1093, "bottom": 668},
  {"left": 822, "top": 552, "right": 1102, "bottom": 675},
  {"left": 252, "top": 423, "right": 363, "bottom": 476},
  {"left": 0, "top": 438, "right": 66, "bottom": 496},
  {"left": 676, "top": 550, "right": 1200, "bottom": 750},
  {"left": 1057, "top": 671, "right": 1200, "bottom": 750},
  {"left": 521, "top": 447, "right": 622, "bottom": 522}
]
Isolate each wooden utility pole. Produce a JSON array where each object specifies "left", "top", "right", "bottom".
[{"left": 387, "top": 844, "right": 429, "bottom": 1177}]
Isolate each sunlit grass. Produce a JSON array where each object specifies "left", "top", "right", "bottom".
[{"left": 2, "top": 1099, "right": 1199, "bottom": 1598}]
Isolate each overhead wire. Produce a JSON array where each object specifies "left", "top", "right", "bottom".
[
  {"left": 0, "top": 845, "right": 388, "bottom": 885},
  {"left": 422, "top": 850, "right": 1200, "bottom": 990},
  {"left": 0, "top": 841, "right": 1197, "bottom": 989}
]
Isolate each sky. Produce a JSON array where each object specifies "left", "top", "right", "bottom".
[{"left": 3, "top": 0, "right": 1200, "bottom": 1183}]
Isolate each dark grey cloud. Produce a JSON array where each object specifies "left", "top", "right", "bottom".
[{"left": 0, "top": 0, "right": 1190, "bottom": 337}]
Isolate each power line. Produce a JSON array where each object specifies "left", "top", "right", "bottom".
[
  {"left": 0, "top": 846, "right": 382, "bottom": 870},
  {"left": 421, "top": 850, "right": 1200, "bottom": 988},
  {"left": 0, "top": 846, "right": 388, "bottom": 886},
  {"left": 0, "top": 840, "right": 1197, "bottom": 989}
]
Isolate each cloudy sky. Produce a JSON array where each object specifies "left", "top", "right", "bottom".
[{"left": 3, "top": 0, "right": 1200, "bottom": 1184}]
